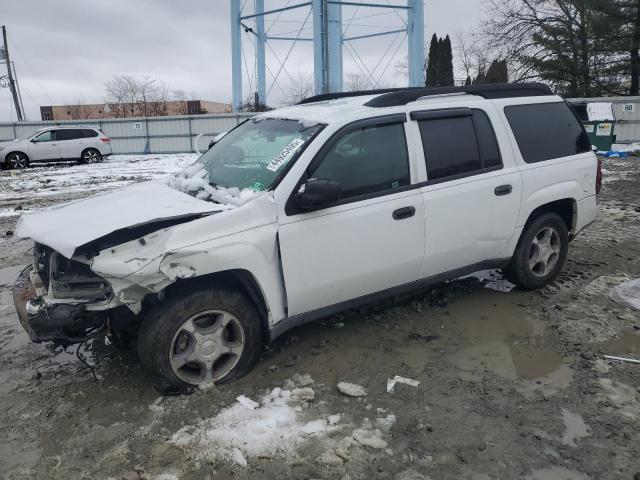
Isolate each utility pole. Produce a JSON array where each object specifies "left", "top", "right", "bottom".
[{"left": 1, "top": 25, "right": 25, "bottom": 121}]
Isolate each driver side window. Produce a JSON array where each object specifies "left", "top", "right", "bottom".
[
  {"left": 310, "top": 122, "right": 410, "bottom": 200},
  {"left": 33, "top": 131, "right": 54, "bottom": 142}
]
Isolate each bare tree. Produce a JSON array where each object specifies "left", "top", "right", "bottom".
[
  {"left": 282, "top": 71, "right": 314, "bottom": 106},
  {"left": 104, "top": 75, "right": 130, "bottom": 118},
  {"left": 479, "top": 0, "right": 619, "bottom": 96},
  {"left": 454, "top": 32, "right": 491, "bottom": 82},
  {"left": 172, "top": 89, "right": 190, "bottom": 115},
  {"left": 345, "top": 73, "right": 372, "bottom": 91},
  {"left": 67, "top": 99, "right": 98, "bottom": 120}
]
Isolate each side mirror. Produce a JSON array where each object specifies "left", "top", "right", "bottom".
[
  {"left": 297, "top": 179, "right": 341, "bottom": 210},
  {"left": 30, "top": 139, "right": 37, "bottom": 143}
]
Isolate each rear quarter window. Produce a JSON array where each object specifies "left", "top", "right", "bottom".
[
  {"left": 83, "top": 129, "right": 99, "bottom": 138},
  {"left": 505, "top": 102, "right": 591, "bottom": 163}
]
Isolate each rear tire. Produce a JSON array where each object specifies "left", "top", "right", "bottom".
[
  {"left": 5, "top": 152, "right": 29, "bottom": 169},
  {"left": 137, "top": 287, "right": 263, "bottom": 389},
  {"left": 81, "top": 148, "right": 101, "bottom": 164},
  {"left": 504, "top": 213, "right": 569, "bottom": 290}
]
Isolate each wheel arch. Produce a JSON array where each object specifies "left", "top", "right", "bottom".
[
  {"left": 522, "top": 198, "right": 577, "bottom": 235},
  {"left": 161, "top": 269, "right": 270, "bottom": 341}
]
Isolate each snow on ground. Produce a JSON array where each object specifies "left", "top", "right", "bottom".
[
  {"left": 0, "top": 154, "right": 198, "bottom": 216},
  {"left": 170, "top": 376, "right": 394, "bottom": 468}
]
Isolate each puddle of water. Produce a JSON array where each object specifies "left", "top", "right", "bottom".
[
  {"left": 446, "top": 291, "right": 568, "bottom": 383},
  {"left": 560, "top": 408, "right": 590, "bottom": 447},
  {"left": 601, "top": 332, "right": 640, "bottom": 358},
  {"left": 524, "top": 466, "right": 590, "bottom": 480}
]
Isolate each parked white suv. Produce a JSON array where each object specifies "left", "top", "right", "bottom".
[
  {"left": 0, "top": 125, "right": 112, "bottom": 169},
  {"left": 13, "top": 84, "right": 600, "bottom": 389}
]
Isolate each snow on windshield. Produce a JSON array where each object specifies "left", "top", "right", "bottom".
[{"left": 165, "top": 160, "right": 266, "bottom": 207}]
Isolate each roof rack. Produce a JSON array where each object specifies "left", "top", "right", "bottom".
[
  {"left": 297, "top": 83, "right": 554, "bottom": 108},
  {"left": 297, "top": 87, "right": 410, "bottom": 105}
]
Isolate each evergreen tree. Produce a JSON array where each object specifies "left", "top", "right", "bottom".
[
  {"left": 441, "top": 35, "right": 455, "bottom": 86},
  {"left": 592, "top": 0, "right": 640, "bottom": 95},
  {"left": 426, "top": 34, "right": 440, "bottom": 87},
  {"left": 425, "top": 33, "right": 455, "bottom": 87},
  {"left": 485, "top": 59, "right": 509, "bottom": 83}
]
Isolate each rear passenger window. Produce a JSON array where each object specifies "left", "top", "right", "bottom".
[
  {"left": 56, "top": 129, "right": 84, "bottom": 141},
  {"left": 311, "top": 122, "right": 410, "bottom": 200},
  {"left": 416, "top": 109, "right": 502, "bottom": 182},
  {"left": 82, "top": 129, "right": 98, "bottom": 138},
  {"left": 505, "top": 102, "right": 591, "bottom": 163}
]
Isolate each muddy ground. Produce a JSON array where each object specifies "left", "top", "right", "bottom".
[{"left": 0, "top": 155, "right": 639, "bottom": 480}]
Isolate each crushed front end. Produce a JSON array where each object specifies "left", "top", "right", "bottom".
[{"left": 13, "top": 243, "right": 114, "bottom": 344}]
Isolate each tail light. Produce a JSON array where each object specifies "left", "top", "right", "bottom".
[
  {"left": 100, "top": 137, "right": 111, "bottom": 143},
  {"left": 596, "top": 157, "right": 603, "bottom": 194}
]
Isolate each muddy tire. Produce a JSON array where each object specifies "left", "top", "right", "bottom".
[
  {"left": 137, "top": 287, "right": 263, "bottom": 389},
  {"left": 504, "top": 213, "right": 569, "bottom": 290},
  {"left": 80, "top": 148, "right": 101, "bottom": 164}
]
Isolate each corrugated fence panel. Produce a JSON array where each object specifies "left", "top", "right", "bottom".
[
  {"left": 190, "top": 115, "right": 251, "bottom": 135},
  {"left": 0, "top": 113, "right": 262, "bottom": 154},
  {"left": 148, "top": 118, "right": 189, "bottom": 136},
  {"left": 111, "top": 138, "right": 148, "bottom": 154},
  {"left": 100, "top": 120, "right": 148, "bottom": 138},
  {"left": 149, "top": 136, "right": 192, "bottom": 153},
  {"left": 0, "top": 125, "right": 14, "bottom": 141}
]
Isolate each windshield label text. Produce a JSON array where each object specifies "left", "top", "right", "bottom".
[{"left": 266, "top": 138, "right": 305, "bottom": 172}]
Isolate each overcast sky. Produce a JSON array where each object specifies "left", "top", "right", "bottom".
[{"left": 0, "top": 0, "right": 485, "bottom": 122}]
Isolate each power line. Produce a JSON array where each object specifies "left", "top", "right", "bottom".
[{"left": 7, "top": 31, "right": 53, "bottom": 104}]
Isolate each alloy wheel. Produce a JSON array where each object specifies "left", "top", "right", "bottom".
[
  {"left": 8, "top": 153, "right": 28, "bottom": 169},
  {"left": 84, "top": 150, "right": 100, "bottom": 163},
  {"left": 528, "top": 226, "right": 561, "bottom": 277},
  {"left": 169, "top": 309, "right": 245, "bottom": 385}
]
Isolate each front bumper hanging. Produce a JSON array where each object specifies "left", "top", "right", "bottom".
[{"left": 13, "top": 266, "right": 105, "bottom": 343}]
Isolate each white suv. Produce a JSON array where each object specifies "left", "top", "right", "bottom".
[
  {"left": 0, "top": 125, "right": 112, "bottom": 169},
  {"left": 13, "top": 84, "right": 600, "bottom": 389}
]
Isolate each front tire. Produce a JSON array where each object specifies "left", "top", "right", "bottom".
[
  {"left": 137, "top": 287, "right": 263, "bottom": 388},
  {"left": 504, "top": 213, "right": 569, "bottom": 290},
  {"left": 6, "top": 152, "right": 29, "bottom": 169},
  {"left": 81, "top": 148, "right": 102, "bottom": 164}
]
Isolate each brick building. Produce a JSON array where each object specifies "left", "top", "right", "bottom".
[{"left": 40, "top": 100, "right": 232, "bottom": 121}]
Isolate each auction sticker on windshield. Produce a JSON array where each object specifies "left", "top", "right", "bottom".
[{"left": 266, "top": 138, "right": 305, "bottom": 172}]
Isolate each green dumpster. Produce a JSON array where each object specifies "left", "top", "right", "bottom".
[
  {"left": 570, "top": 102, "right": 615, "bottom": 152},
  {"left": 583, "top": 121, "right": 615, "bottom": 152}
]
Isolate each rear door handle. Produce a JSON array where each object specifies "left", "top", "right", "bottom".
[
  {"left": 393, "top": 206, "right": 416, "bottom": 220},
  {"left": 494, "top": 184, "right": 512, "bottom": 196}
]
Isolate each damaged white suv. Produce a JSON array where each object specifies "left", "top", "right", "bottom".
[{"left": 13, "top": 84, "right": 600, "bottom": 389}]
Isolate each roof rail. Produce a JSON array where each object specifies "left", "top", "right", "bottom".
[
  {"left": 297, "top": 88, "right": 410, "bottom": 105},
  {"left": 297, "top": 83, "right": 554, "bottom": 108}
]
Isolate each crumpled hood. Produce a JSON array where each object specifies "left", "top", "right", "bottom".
[{"left": 16, "top": 181, "right": 227, "bottom": 258}]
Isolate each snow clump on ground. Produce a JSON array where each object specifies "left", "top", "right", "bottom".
[{"left": 169, "top": 376, "right": 397, "bottom": 468}]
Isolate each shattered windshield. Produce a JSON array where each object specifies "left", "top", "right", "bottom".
[{"left": 202, "top": 118, "right": 322, "bottom": 190}]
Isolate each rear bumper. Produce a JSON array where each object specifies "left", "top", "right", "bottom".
[{"left": 13, "top": 266, "right": 105, "bottom": 343}]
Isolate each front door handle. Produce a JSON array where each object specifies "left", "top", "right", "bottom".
[
  {"left": 393, "top": 206, "right": 416, "bottom": 220},
  {"left": 494, "top": 184, "right": 512, "bottom": 196}
]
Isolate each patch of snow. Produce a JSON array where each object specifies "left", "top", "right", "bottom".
[
  {"left": 164, "top": 162, "right": 265, "bottom": 207},
  {"left": 610, "top": 277, "right": 640, "bottom": 310},
  {"left": 170, "top": 387, "right": 328, "bottom": 466},
  {"left": 236, "top": 395, "right": 259, "bottom": 410},
  {"left": 461, "top": 269, "right": 516, "bottom": 292},
  {"left": 337, "top": 381, "right": 367, "bottom": 397}
]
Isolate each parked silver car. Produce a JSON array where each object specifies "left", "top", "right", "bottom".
[{"left": 0, "top": 126, "right": 112, "bottom": 169}]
